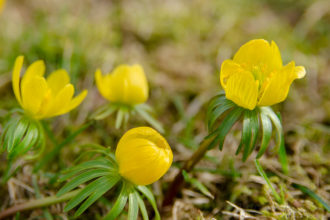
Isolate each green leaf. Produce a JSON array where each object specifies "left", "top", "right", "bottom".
[
  {"left": 92, "top": 104, "right": 117, "bottom": 120},
  {"left": 4, "top": 117, "right": 21, "bottom": 153},
  {"left": 74, "top": 175, "right": 120, "bottom": 217},
  {"left": 292, "top": 183, "right": 330, "bottom": 212},
  {"left": 242, "top": 110, "right": 259, "bottom": 161},
  {"left": 207, "top": 107, "right": 243, "bottom": 150},
  {"left": 254, "top": 160, "right": 282, "bottom": 204},
  {"left": 206, "top": 94, "right": 226, "bottom": 125},
  {"left": 135, "top": 192, "right": 149, "bottom": 220},
  {"left": 237, "top": 110, "right": 252, "bottom": 156},
  {"left": 60, "top": 159, "right": 115, "bottom": 182},
  {"left": 104, "top": 183, "right": 129, "bottom": 220},
  {"left": 57, "top": 169, "right": 113, "bottom": 196},
  {"left": 277, "top": 113, "right": 288, "bottom": 174},
  {"left": 256, "top": 112, "right": 272, "bottom": 158},
  {"left": 208, "top": 98, "right": 236, "bottom": 130},
  {"left": 11, "top": 117, "right": 30, "bottom": 152},
  {"left": 182, "top": 170, "right": 214, "bottom": 199},
  {"left": 64, "top": 176, "right": 112, "bottom": 211},
  {"left": 135, "top": 107, "right": 164, "bottom": 133},
  {"left": 260, "top": 107, "right": 282, "bottom": 151},
  {"left": 128, "top": 192, "right": 139, "bottom": 220},
  {"left": 115, "top": 109, "right": 124, "bottom": 129},
  {"left": 8, "top": 122, "right": 39, "bottom": 159},
  {"left": 137, "top": 186, "right": 160, "bottom": 220}
]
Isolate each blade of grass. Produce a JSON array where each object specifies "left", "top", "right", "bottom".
[
  {"left": 254, "top": 159, "right": 282, "bottom": 204},
  {"left": 292, "top": 183, "right": 330, "bottom": 212}
]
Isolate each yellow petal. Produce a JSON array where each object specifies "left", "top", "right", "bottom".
[
  {"left": 39, "top": 84, "right": 75, "bottom": 119},
  {"left": 115, "top": 127, "right": 172, "bottom": 185},
  {"left": 258, "top": 61, "right": 297, "bottom": 106},
  {"left": 233, "top": 39, "right": 282, "bottom": 72},
  {"left": 95, "top": 69, "right": 111, "bottom": 100},
  {"left": 21, "top": 76, "right": 48, "bottom": 115},
  {"left": 109, "top": 64, "right": 149, "bottom": 105},
  {"left": 63, "top": 89, "right": 88, "bottom": 113},
  {"left": 46, "top": 69, "right": 70, "bottom": 95},
  {"left": 225, "top": 71, "right": 258, "bottom": 110},
  {"left": 21, "top": 60, "right": 45, "bottom": 84},
  {"left": 12, "top": 56, "right": 24, "bottom": 105},
  {"left": 220, "top": 59, "right": 246, "bottom": 89}
]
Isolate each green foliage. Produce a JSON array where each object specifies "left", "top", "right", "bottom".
[
  {"left": 91, "top": 102, "right": 164, "bottom": 133},
  {"left": 206, "top": 94, "right": 288, "bottom": 165},
  {"left": 57, "top": 146, "right": 161, "bottom": 219},
  {"left": 292, "top": 183, "right": 330, "bottom": 212},
  {"left": 182, "top": 170, "right": 214, "bottom": 199},
  {"left": 1, "top": 114, "right": 45, "bottom": 160}
]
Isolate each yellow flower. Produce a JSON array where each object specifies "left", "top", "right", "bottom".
[
  {"left": 115, "top": 127, "right": 173, "bottom": 185},
  {"left": 220, "top": 39, "right": 306, "bottom": 110},
  {"left": 95, "top": 64, "right": 148, "bottom": 106},
  {"left": 12, "top": 56, "right": 88, "bottom": 119}
]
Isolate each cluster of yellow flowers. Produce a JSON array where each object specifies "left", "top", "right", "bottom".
[{"left": 10, "top": 39, "right": 305, "bottom": 186}]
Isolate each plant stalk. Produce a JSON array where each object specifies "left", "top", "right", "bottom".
[
  {"left": 0, "top": 189, "right": 81, "bottom": 219},
  {"left": 162, "top": 137, "right": 213, "bottom": 207}
]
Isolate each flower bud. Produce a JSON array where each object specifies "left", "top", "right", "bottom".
[
  {"left": 115, "top": 127, "right": 172, "bottom": 185},
  {"left": 95, "top": 65, "right": 148, "bottom": 106}
]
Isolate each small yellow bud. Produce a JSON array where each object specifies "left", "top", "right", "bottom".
[
  {"left": 115, "top": 127, "right": 173, "bottom": 185},
  {"left": 220, "top": 39, "right": 306, "bottom": 110},
  {"left": 12, "top": 56, "right": 88, "bottom": 119},
  {"left": 95, "top": 64, "right": 148, "bottom": 106}
]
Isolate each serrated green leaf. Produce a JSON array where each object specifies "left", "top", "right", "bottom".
[
  {"left": 292, "top": 183, "right": 330, "bottom": 212},
  {"left": 74, "top": 175, "right": 120, "bottom": 217},
  {"left": 104, "top": 183, "right": 129, "bottom": 220},
  {"left": 128, "top": 192, "right": 139, "bottom": 220},
  {"left": 135, "top": 107, "right": 164, "bottom": 133},
  {"left": 182, "top": 170, "right": 214, "bottom": 199},
  {"left": 255, "top": 160, "right": 282, "bottom": 204},
  {"left": 207, "top": 107, "right": 243, "bottom": 150},
  {"left": 256, "top": 112, "right": 272, "bottom": 158},
  {"left": 135, "top": 192, "right": 149, "bottom": 220},
  {"left": 57, "top": 169, "right": 112, "bottom": 197},
  {"left": 137, "top": 186, "right": 160, "bottom": 220},
  {"left": 208, "top": 99, "right": 236, "bottom": 130}
]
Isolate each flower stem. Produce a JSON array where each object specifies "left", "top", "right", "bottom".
[
  {"left": 162, "top": 137, "right": 214, "bottom": 207},
  {"left": 0, "top": 189, "right": 81, "bottom": 219}
]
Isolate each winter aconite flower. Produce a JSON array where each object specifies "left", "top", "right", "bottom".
[
  {"left": 95, "top": 64, "right": 148, "bottom": 106},
  {"left": 12, "top": 56, "right": 88, "bottom": 119},
  {"left": 93, "top": 65, "right": 163, "bottom": 132},
  {"left": 220, "top": 39, "right": 306, "bottom": 110},
  {"left": 116, "top": 127, "right": 173, "bottom": 185}
]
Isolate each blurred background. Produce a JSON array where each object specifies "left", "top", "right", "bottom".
[{"left": 0, "top": 0, "right": 329, "bottom": 219}]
